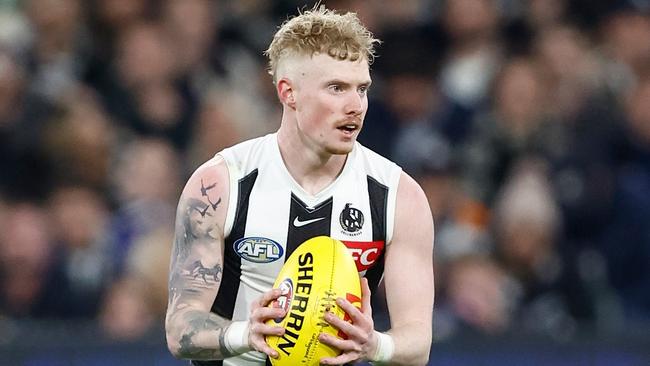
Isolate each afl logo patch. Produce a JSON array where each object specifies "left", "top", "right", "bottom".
[
  {"left": 234, "top": 237, "right": 283, "bottom": 263},
  {"left": 272, "top": 278, "right": 293, "bottom": 323},
  {"left": 339, "top": 203, "right": 364, "bottom": 234}
]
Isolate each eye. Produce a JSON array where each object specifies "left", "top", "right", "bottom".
[
  {"left": 329, "top": 84, "right": 344, "bottom": 93},
  {"left": 358, "top": 85, "right": 368, "bottom": 95}
]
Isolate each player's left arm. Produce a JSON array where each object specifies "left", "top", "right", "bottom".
[
  {"left": 378, "top": 171, "right": 434, "bottom": 365},
  {"left": 320, "top": 172, "right": 434, "bottom": 365}
]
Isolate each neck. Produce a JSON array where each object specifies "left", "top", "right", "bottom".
[{"left": 277, "top": 114, "right": 349, "bottom": 196}]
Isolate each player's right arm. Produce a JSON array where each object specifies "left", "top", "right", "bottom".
[
  {"left": 165, "top": 157, "right": 233, "bottom": 359},
  {"left": 165, "top": 156, "right": 286, "bottom": 360}
]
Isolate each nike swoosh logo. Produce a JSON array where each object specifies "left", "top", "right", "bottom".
[{"left": 293, "top": 217, "right": 326, "bottom": 227}]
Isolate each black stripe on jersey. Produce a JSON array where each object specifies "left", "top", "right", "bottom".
[
  {"left": 365, "top": 175, "right": 388, "bottom": 292},
  {"left": 264, "top": 194, "right": 332, "bottom": 366},
  {"left": 285, "top": 193, "right": 333, "bottom": 259},
  {"left": 211, "top": 169, "right": 259, "bottom": 320}
]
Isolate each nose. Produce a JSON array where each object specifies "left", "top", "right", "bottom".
[{"left": 344, "top": 90, "right": 363, "bottom": 115}]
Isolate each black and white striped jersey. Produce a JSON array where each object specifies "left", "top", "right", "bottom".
[{"left": 196, "top": 133, "right": 401, "bottom": 366}]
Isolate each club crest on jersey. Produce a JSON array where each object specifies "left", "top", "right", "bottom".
[
  {"left": 233, "top": 237, "right": 283, "bottom": 263},
  {"left": 339, "top": 203, "right": 364, "bottom": 236}
]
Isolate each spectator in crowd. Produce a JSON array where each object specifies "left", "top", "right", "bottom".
[
  {"left": 99, "top": 227, "right": 174, "bottom": 339},
  {"left": 47, "top": 185, "right": 112, "bottom": 318},
  {"left": 0, "top": 202, "right": 60, "bottom": 318},
  {"left": 409, "top": 126, "right": 490, "bottom": 267},
  {"left": 107, "top": 137, "right": 181, "bottom": 277},
  {"left": 438, "top": 0, "right": 502, "bottom": 109},
  {"left": 0, "top": 51, "right": 28, "bottom": 189},
  {"left": 525, "top": 0, "right": 567, "bottom": 30},
  {"left": 125, "top": 228, "right": 174, "bottom": 318},
  {"left": 185, "top": 88, "right": 248, "bottom": 168},
  {"left": 99, "top": 276, "right": 156, "bottom": 340},
  {"left": 0, "top": 49, "right": 57, "bottom": 201},
  {"left": 84, "top": 0, "right": 152, "bottom": 95},
  {"left": 92, "top": 20, "right": 198, "bottom": 151},
  {"left": 42, "top": 87, "right": 116, "bottom": 191},
  {"left": 600, "top": 73, "right": 650, "bottom": 322},
  {"left": 535, "top": 22, "right": 630, "bottom": 245},
  {"left": 161, "top": 0, "right": 220, "bottom": 93},
  {"left": 599, "top": 4, "right": 650, "bottom": 92},
  {"left": 22, "top": 0, "right": 87, "bottom": 102},
  {"left": 436, "top": 254, "right": 512, "bottom": 339},
  {"left": 461, "top": 56, "right": 553, "bottom": 205},
  {"left": 491, "top": 161, "right": 596, "bottom": 338},
  {"left": 361, "top": 26, "right": 440, "bottom": 160},
  {"left": 534, "top": 24, "right": 604, "bottom": 125}
]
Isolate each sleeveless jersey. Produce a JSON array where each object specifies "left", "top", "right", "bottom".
[{"left": 192, "top": 133, "right": 401, "bottom": 366}]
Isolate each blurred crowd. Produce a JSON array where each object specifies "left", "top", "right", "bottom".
[{"left": 0, "top": 0, "right": 649, "bottom": 345}]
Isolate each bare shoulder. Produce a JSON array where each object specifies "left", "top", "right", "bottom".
[
  {"left": 396, "top": 171, "right": 428, "bottom": 205},
  {"left": 173, "top": 156, "right": 231, "bottom": 246},
  {"left": 183, "top": 155, "right": 230, "bottom": 200},
  {"left": 392, "top": 171, "right": 434, "bottom": 248}
]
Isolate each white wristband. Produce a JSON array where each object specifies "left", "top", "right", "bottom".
[
  {"left": 224, "top": 320, "right": 251, "bottom": 354},
  {"left": 369, "top": 331, "right": 394, "bottom": 364}
]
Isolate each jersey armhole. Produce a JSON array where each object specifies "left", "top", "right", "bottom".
[
  {"left": 219, "top": 152, "right": 239, "bottom": 239},
  {"left": 385, "top": 166, "right": 402, "bottom": 246}
]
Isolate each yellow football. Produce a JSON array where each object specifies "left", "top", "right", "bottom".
[{"left": 265, "top": 236, "right": 361, "bottom": 366}]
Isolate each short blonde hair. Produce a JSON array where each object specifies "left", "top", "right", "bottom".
[{"left": 265, "top": 5, "right": 379, "bottom": 83}]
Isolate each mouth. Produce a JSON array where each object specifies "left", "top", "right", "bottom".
[{"left": 336, "top": 122, "right": 360, "bottom": 135}]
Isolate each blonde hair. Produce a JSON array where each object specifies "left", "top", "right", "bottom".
[{"left": 265, "top": 5, "right": 379, "bottom": 83}]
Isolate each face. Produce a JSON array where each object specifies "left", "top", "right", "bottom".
[{"left": 282, "top": 53, "right": 371, "bottom": 155}]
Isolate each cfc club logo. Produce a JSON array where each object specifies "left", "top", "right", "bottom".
[
  {"left": 339, "top": 203, "right": 364, "bottom": 235},
  {"left": 342, "top": 240, "right": 385, "bottom": 272}
]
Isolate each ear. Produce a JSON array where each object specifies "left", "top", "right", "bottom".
[{"left": 277, "top": 78, "right": 296, "bottom": 110}]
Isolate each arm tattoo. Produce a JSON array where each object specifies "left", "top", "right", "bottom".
[
  {"left": 177, "top": 311, "right": 233, "bottom": 359},
  {"left": 169, "top": 196, "right": 222, "bottom": 286},
  {"left": 201, "top": 179, "right": 222, "bottom": 211},
  {"left": 168, "top": 200, "right": 224, "bottom": 312},
  {"left": 189, "top": 260, "right": 222, "bottom": 284},
  {"left": 167, "top": 180, "right": 233, "bottom": 360}
]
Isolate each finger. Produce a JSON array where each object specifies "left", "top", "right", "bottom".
[
  {"left": 251, "top": 322, "right": 286, "bottom": 337},
  {"left": 258, "top": 288, "right": 283, "bottom": 307},
  {"left": 335, "top": 297, "right": 367, "bottom": 326},
  {"left": 360, "top": 277, "right": 372, "bottom": 314},
  {"left": 323, "top": 311, "right": 364, "bottom": 339},
  {"left": 318, "top": 332, "right": 361, "bottom": 352},
  {"left": 252, "top": 305, "right": 286, "bottom": 322},
  {"left": 252, "top": 340, "right": 280, "bottom": 359},
  {"left": 320, "top": 350, "right": 361, "bottom": 365}
]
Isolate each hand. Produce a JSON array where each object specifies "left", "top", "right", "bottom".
[
  {"left": 248, "top": 288, "right": 286, "bottom": 358},
  {"left": 319, "top": 278, "right": 378, "bottom": 365}
]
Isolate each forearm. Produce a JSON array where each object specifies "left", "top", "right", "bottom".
[{"left": 167, "top": 309, "right": 231, "bottom": 360}]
